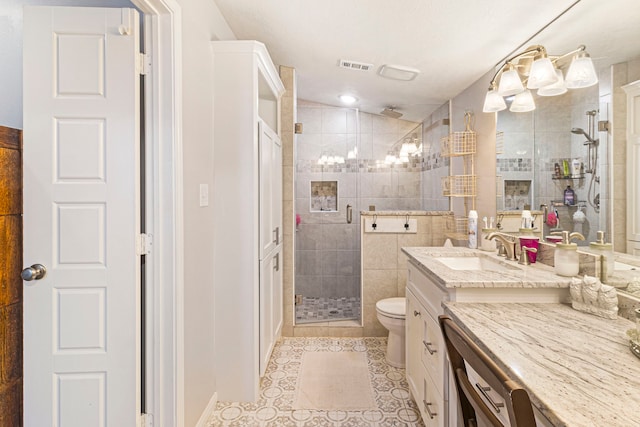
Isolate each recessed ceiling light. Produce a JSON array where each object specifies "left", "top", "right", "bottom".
[{"left": 339, "top": 94, "right": 358, "bottom": 104}]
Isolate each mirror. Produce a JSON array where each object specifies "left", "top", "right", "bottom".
[{"left": 496, "top": 0, "right": 640, "bottom": 253}]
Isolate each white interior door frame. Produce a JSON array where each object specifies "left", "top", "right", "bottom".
[{"left": 129, "top": 0, "right": 184, "bottom": 425}]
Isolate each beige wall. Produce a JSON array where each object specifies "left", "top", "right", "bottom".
[
  {"left": 450, "top": 70, "right": 497, "bottom": 220},
  {"left": 280, "top": 66, "right": 296, "bottom": 337},
  {"left": 361, "top": 212, "right": 450, "bottom": 336}
]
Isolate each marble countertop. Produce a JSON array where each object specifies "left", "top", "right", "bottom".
[
  {"left": 443, "top": 302, "right": 640, "bottom": 427},
  {"left": 402, "top": 246, "right": 571, "bottom": 289}
]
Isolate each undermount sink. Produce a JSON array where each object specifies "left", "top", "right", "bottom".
[{"left": 434, "top": 255, "right": 520, "bottom": 272}]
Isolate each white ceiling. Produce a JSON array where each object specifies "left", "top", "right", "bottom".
[{"left": 213, "top": 0, "right": 640, "bottom": 123}]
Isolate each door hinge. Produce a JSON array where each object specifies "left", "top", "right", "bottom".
[
  {"left": 137, "top": 52, "right": 151, "bottom": 75},
  {"left": 136, "top": 233, "right": 153, "bottom": 256},
  {"left": 140, "top": 413, "right": 153, "bottom": 427}
]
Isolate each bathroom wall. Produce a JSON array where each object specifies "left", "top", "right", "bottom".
[
  {"left": 279, "top": 66, "right": 296, "bottom": 337},
  {"left": 421, "top": 102, "right": 450, "bottom": 211},
  {"left": 361, "top": 211, "right": 450, "bottom": 336},
  {"left": 294, "top": 102, "right": 419, "bottom": 301}
]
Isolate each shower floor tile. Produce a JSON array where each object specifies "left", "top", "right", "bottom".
[{"left": 295, "top": 296, "right": 361, "bottom": 324}]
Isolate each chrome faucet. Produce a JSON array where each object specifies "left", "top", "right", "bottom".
[{"left": 486, "top": 232, "right": 518, "bottom": 261}]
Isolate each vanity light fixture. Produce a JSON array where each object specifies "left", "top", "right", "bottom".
[{"left": 483, "top": 45, "right": 598, "bottom": 113}]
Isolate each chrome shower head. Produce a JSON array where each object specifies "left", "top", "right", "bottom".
[
  {"left": 380, "top": 107, "right": 403, "bottom": 119},
  {"left": 571, "top": 127, "right": 597, "bottom": 143}
]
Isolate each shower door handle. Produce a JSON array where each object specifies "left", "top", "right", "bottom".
[{"left": 346, "top": 204, "right": 353, "bottom": 224}]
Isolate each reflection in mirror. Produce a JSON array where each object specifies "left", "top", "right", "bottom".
[
  {"left": 421, "top": 102, "right": 450, "bottom": 211},
  {"left": 497, "top": 83, "right": 600, "bottom": 244},
  {"left": 491, "top": 0, "right": 640, "bottom": 296}
]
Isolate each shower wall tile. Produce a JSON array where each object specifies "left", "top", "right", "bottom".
[
  {"left": 346, "top": 109, "right": 358, "bottom": 134},
  {"left": 322, "top": 108, "right": 348, "bottom": 134},
  {"left": 321, "top": 275, "right": 339, "bottom": 298},
  {"left": 372, "top": 114, "right": 398, "bottom": 134},
  {"left": 320, "top": 250, "right": 338, "bottom": 275},
  {"left": 295, "top": 275, "right": 323, "bottom": 298},
  {"left": 359, "top": 111, "right": 373, "bottom": 134},
  {"left": 337, "top": 251, "right": 355, "bottom": 276},
  {"left": 297, "top": 107, "right": 322, "bottom": 133},
  {"left": 296, "top": 224, "right": 322, "bottom": 250},
  {"left": 296, "top": 250, "right": 322, "bottom": 276},
  {"left": 338, "top": 275, "right": 361, "bottom": 298},
  {"left": 296, "top": 133, "right": 322, "bottom": 160},
  {"left": 321, "top": 133, "right": 347, "bottom": 154},
  {"left": 372, "top": 133, "right": 397, "bottom": 161}
]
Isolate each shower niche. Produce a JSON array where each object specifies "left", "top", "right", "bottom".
[{"left": 310, "top": 180, "right": 338, "bottom": 212}]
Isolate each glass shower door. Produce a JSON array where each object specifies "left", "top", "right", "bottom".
[{"left": 294, "top": 104, "right": 361, "bottom": 324}]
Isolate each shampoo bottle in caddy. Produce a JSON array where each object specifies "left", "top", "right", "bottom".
[{"left": 468, "top": 210, "right": 478, "bottom": 249}]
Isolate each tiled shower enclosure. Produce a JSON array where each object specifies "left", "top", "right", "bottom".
[{"left": 294, "top": 101, "right": 421, "bottom": 324}]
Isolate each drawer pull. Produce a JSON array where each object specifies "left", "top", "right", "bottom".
[
  {"left": 413, "top": 310, "right": 421, "bottom": 317},
  {"left": 475, "top": 383, "right": 504, "bottom": 413},
  {"left": 422, "top": 400, "right": 437, "bottom": 419},
  {"left": 422, "top": 340, "right": 437, "bottom": 355}
]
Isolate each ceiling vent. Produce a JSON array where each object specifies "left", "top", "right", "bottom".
[
  {"left": 378, "top": 64, "right": 420, "bottom": 81},
  {"left": 339, "top": 59, "right": 374, "bottom": 72}
]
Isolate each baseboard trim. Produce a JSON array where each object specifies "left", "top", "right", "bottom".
[{"left": 194, "top": 392, "right": 218, "bottom": 427}]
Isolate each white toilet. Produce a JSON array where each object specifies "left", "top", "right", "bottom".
[{"left": 376, "top": 297, "right": 406, "bottom": 368}]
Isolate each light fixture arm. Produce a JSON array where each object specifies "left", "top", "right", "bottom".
[
  {"left": 549, "top": 44, "right": 586, "bottom": 65},
  {"left": 487, "top": 46, "right": 545, "bottom": 89}
]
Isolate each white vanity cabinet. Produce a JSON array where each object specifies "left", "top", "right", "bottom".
[
  {"left": 406, "top": 262, "right": 448, "bottom": 427},
  {"left": 404, "top": 248, "right": 568, "bottom": 426},
  {"left": 212, "top": 41, "right": 285, "bottom": 401}
]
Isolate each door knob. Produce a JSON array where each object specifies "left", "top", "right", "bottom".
[{"left": 21, "top": 264, "right": 47, "bottom": 281}]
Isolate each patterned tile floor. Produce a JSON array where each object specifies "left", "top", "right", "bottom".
[
  {"left": 208, "top": 337, "right": 425, "bottom": 426},
  {"left": 295, "top": 297, "right": 361, "bottom": 324}
]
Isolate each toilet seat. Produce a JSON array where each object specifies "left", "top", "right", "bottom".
[{"left": 376, "top": 297, "right": 406, "bottom": 319}]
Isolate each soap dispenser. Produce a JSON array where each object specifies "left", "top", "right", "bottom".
[
  {"left": 589, "top": 231, "right": 614, "bottom": 281},
  {"left": 552, "top": 231, "right": 584, "bottom": 277}
]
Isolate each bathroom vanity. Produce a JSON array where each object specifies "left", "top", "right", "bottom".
[
  {"left": 403, "top": 247, "right": 572, "bottom": 426},
  {"left": 404, "top": 246, "right": 640, "bottom": 426}
]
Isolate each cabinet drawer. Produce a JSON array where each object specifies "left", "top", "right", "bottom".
[
  {"left": 466, "top": 363, "right": 510, "bottom": 427},
  {"left": 419, "top": 370, "right": 445, "bottom": 427},
  {"left": 407, "top": 261, "right": 447, "bottom": 318},
  {"left": 421, "top": 310, "right": 446, "bottom": 389}
]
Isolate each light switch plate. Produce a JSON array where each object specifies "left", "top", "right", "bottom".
[{"left": 199, "top": 184, "right": 209, "bottom": 207}]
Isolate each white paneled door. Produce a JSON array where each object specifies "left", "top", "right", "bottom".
[{"left": 23, "top": 6, "right": 141, "bottom": 426}]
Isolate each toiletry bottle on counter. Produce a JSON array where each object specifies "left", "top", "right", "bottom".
[
  {"left": 563, "top": 185, "right": 576, "bottom": 206},
  {"left": 468, "top": 210, "right": 478, "bottom": 249},
  {"left": 552, "top": 231, "right": 585, "bottom": 277}
]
